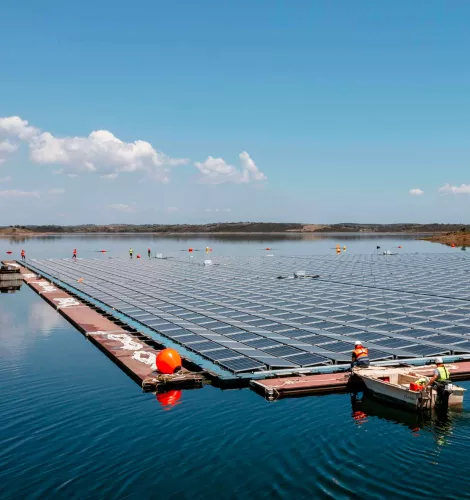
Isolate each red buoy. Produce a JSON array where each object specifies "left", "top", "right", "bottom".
[
  {"left": 265, "top": 248, "right": 271, "bottom": 251},
  {"left": 136, "top": 254, "right": 141, "bottom": 259},
  {"left": 451, "top": 243, "right": 456, "bottom": 248},
  {"left": 6, "top": 251, "right": 12, "bottom": 254},
  {"left": 156, "top": 348, "right": 182, "bottom": 374},
  {"left": 156, "top": 390, "right": 182, "bottom": 407},
  {"left": 188, "top": 248, "right": 193, "bottom": 253}
]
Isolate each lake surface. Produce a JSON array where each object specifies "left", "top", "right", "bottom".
[
  {"left": 0, "top": 231, "right": 460, "bottom": 259},
  {"left": 2, "top": 235, "right": 470, "bottom": 499}
]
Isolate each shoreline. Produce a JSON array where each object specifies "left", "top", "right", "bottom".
[{"left": 0, "top": 230, "right": 444, "bottom": 237}]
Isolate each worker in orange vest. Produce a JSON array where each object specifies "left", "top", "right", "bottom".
[
  {"left": 72, "top": 248, "right": 77, "bottom": 259},
  {"left": 21, "top": 249, "right": 26, "bottom": 261},
  {"left": 351, "top": 340, "right": 370, "bottom": 369}
]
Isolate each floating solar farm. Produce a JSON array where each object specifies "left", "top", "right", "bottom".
[{"left": 28, "top": 253, "right": 470, "bottom": 378}]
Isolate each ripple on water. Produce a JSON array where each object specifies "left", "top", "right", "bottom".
[{"left": 3, "top": 287, "right": 470, "bottom": 498}]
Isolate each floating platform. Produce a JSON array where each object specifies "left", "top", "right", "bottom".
[
  {"left": 5, "top": 262, "right": 203, "bottom": 392},
  {"left": 251, "top": 360, "right": 470, "bottom": 400},
  {"left": 23, "top": 253, "right": 470, "bottom": 380}
]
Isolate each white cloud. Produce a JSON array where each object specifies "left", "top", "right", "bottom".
[
  {"left": 29, "top": 130, "right": 188, "bottom": 181},
  {"left": 409, "top": 188, "right": 424, "bottom": 196},
  {"left": 166, "top": 206, "right": 179, "bottom": 213},
  {"left": 439, "top": 183, "right": 470, "bottom": 195},
  {"left": 47, "top": 188, "right": 65, "bottom": 194},
  {"left": 107, "top": 203, "right": 135, "bottom": 212},
  {"left": 195, "top": 151, "right": 267, "bottom": 184},
  {"left": 0, "top": 189, "right": 40, "bottom": 198},
  {"left": 101, "top": 173, "right": 119, "bottom": 180},
  {"left": 0, "top": 116, "right": 39, "bottom": 140},
  {"left": 0, "top": 139, "right": 18, "bottom": 153},
  {"left": 0, "top": 139, "right": 19, "bottom": 164},
  {"left": 0, "top": 116, "right": 267, "bottom": 186},
  {"left": 239, "top": 151, "right": 267, "bottom": 181},
  {"left": 0, "top": 115, "right": 189, "bottom": 182},
  {"left": 0, "top": 176, "right": 11, "bottom": 183}
]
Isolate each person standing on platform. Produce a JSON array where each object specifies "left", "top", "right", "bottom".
[
  {"left": 21, "top": 249, "right": 26, "bottom": 261},
  {"left": 148, "top": 248, "right": 151, "bottom": 258},
  {"left": 129, "top": 248, "right": 133, "bottom": 259},
  {"left": 72, "top": 248, "right": 77, "bottom": 260}
]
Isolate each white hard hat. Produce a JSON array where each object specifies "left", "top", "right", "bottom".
[
  {"left": 354, "top": 341, "right": 363, "bottom": 346},
  {"left": 435, "top": 357, "right": 443, "bottom": 364}
]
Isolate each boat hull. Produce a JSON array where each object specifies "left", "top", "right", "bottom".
[
  {"left": 362, "top": 377, "right": 427, "bottom": 410},
  {"left": 362, "top": 375, "right": 465, "bottom": 410}
]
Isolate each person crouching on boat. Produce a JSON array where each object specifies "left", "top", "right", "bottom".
[{"left": 351, "top": 341, "right": 370, "bottom": 369}]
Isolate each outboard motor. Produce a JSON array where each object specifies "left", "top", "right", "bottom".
[{"left": 435, "top": 382, "right": 454, "bottom": 409}]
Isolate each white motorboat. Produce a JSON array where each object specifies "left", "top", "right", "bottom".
[{"left": 354, "top": 366, "right": 465, "bottom": 410}]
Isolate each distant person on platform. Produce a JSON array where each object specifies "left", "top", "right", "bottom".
[
  {"left": 21, "top": 249, "right": 26, "bottom": 261},
  {"left": 72, "top": 248, "right": 77, "bottom": 260},
  {"left": 351, "top": 341, "right": 370, "bottom": 369},
  {"left": 148, "top": 248, "right": 151, "bottom": 258},
  {"left": 129, "top": 248, "right": 133, "bottom": 259}
]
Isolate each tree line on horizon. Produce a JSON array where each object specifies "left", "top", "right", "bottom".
[{"left": 1, "top": 222, "right": 470, "bottom": 233}]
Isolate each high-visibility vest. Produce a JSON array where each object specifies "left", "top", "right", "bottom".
[
  {"left": 353, "top": 347, "right": 369, "bottom": 361},
  {"left": 21, "top": 250, "right": 25, "bottom": 256},
  {"left": 437, "top": 366, "right": 450, "bottom": 381}
]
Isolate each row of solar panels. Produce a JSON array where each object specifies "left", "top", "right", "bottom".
[{"left": 28, "top": 259, "right": 470, "bottom": 373}]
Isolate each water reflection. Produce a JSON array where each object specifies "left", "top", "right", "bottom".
[
  {"left": 0, "top": 279, "right": 22, "bottom": 294},
  {"left": 1, "top": 232, "right": 432, "bottom": 244},
  {"left": 351, "top": 392, "right": 430, "bottom": 431},
  {"left": 156, "top": 390, "right": 182, "bottom": 410},
  {"left": 350, "top": 392, "right": 457, "bottom": 448}
]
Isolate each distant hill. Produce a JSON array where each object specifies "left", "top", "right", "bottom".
[
  {"left": 0, "top": 226, "right": 35, "bottom": 235},
  {"left": 421, "top": 230, "right": 470, "bottom": 247}
]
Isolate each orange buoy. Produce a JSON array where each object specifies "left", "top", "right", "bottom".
[
  {"left": 136, "top": 254, "right": 141, "bottom": 258},
  {"left": 398, "top": 245, "right": 402, "bottom": 249},
  {"left": 188, "top": 248, "right": 193, "bottom": 252},
  {"left": 451, "top": 243, "right": 456, "bottom": 248},
  {"left": 265, "top": 247, "right": 271, "bottom": 251},
  {"left": 156, "top": 348, "right": 182, "bottom": 374},
  {"left": 156, "top": 390, "right": 182, "bottom": 407}
]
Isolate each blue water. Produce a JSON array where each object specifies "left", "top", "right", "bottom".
[
  {"left": 0, "top": 231, "right": 459, "bottom": 260},
  {"left": 2, "top": 236, "right": 470, "bottom": 498}
]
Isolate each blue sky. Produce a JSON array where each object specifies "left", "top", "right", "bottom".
[{"left": 1, "top": 0, "right": 469, "bottom": 225}]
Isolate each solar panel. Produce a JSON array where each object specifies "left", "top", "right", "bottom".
[
  {"left": 218, "top": 357, "right": 266, "bottom": 373},
  {"left": 261, "top": 345, "right": 303, "bottom": 357},
  {"left": 286, "top": 352, "right": 329, "bottom": 366},
  {"left": 29, "top": 253, "right": 470, "bottom": 378},
  {"left": 229, "top": 332, "right": 260, "bottom": 342},
  {"left": 187, "top": 341, "right": 220, "bottom": 352},
  {"left": 246, "top": 338, "right": 282, "bottom": 349},
  {"left": 406, "top": 345, "right": 449, "bottom": 357},
  {"left": 204, "top": 349, "right": 241, "bottom": 361}
]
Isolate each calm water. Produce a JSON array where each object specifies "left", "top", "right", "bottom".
[{"left": 2, "top": 235, "right": 470, "bottom": 499}]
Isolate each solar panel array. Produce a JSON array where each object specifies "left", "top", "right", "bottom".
[{"left": 28, "top": 253, "right": 470, "bottom": 375}]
